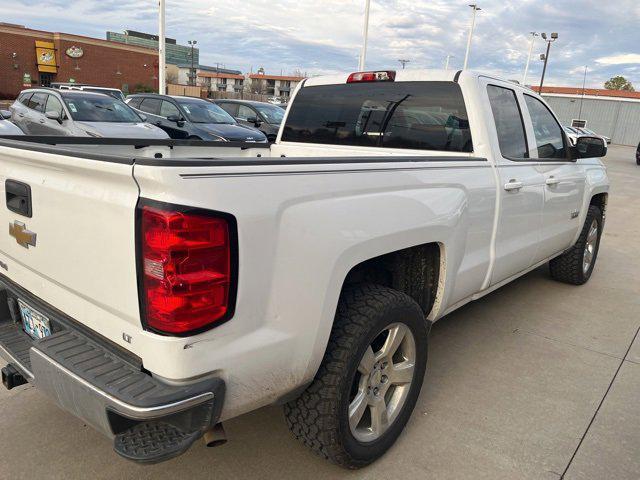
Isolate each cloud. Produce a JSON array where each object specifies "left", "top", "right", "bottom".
[
  {"left": 1, "top": 0, "right": 638, "bottom": 87},
  {"left": 595, "top": 54, "right": 640, "bottom": 65}
]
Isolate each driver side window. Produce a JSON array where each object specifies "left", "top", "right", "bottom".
[
  {"left": 160, "top": 100, "right": 180, "bottom": 118},
  {"left": 237, "top": 105, "right": 255, "bottom": 121},
  {"left": 524, "top": 95, "right": 566, "bottom": 159}
]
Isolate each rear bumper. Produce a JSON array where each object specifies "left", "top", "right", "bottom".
[{"left": 0, "top": 274, "right": 225, "bottom": 461}]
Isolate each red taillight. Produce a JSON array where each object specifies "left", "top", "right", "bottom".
[
  {"left": 140, "top": 205, "right": 234, "bottom": 335},
  {"left": 347, "top": 71, "right": 396, "bottom": 83}
]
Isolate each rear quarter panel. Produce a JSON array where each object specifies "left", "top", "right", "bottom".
[{"left": 134, "top": 157, "right": 495, "bottom": 420}]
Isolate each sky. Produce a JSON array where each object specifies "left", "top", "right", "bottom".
[{"left": 2, "top": 0, "right": 639, "bottom": 88}]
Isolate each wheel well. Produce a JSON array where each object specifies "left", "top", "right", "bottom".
[
  {"left": 343, "top": 243, "right": 441, "bottom": 317},
  {"left": 590, "top": 193, "right": 608, "bottom": 221}
]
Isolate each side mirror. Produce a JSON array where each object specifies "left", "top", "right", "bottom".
[
  {"left": 0, "top": 110, "right": 11, "bottom": 120},
  {"left": 45, "top": 111, "right": 63, "bottom": 124},
  {"left": 246, "top": 116, "right": 262, "bottom": 126},
  {"left": 572, "top": 136, "right": 607, "bottom": 159},
  {"left": 138, "top": 114, "right": 148, "bottom": 122},
  {"left": 167, "top": 114, "right": 185, "bottom": 126}
]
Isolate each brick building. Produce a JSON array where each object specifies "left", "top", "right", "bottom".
[{"left": 0, "top": 23, "right": 160, "bottom": 99}]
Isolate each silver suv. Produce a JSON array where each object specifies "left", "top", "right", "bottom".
[{"left": 10, "top": 89, "right": 169, "bottom": 138}]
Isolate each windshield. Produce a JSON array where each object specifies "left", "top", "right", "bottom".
[
  {"left": 62, "top": 94, "right": 142, "bottom": 123},
  {"left": 254, "top": 104, "right": 285, "bottom": 124},
  {"left": 178, "top": 101, "right": 235, "bottom": 124}
]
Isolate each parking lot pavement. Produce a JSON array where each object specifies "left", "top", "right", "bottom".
[{"left": 1, "top": 145, "right": 638, "bottom": 480}]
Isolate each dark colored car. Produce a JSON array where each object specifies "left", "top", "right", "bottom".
[
  {"left": 636, "top": 142, "right": 639, "bottom": 165},
  {"left": 213, "top": 99, "right": 285, "bottom": 142},
  {"left": 126, "top": 94, "right": 267, "bottom": 142}
]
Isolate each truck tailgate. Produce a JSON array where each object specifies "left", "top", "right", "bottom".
[{"left": 0, "top": 144, "right": 141, "bottom": 349}]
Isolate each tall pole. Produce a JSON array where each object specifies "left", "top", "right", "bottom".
[
  {"left": 522, "top": 32, "right": 537, "bottom": 85},
  {"left": 539, "top": 40, "right": 552, "bottom": 92},
  {"left": 158, "top": 0, "right": 166, "bottom": 94},
  {"left": 463, "top": 5, "right": 480, "bottom": 70},
  {"left": 359, "top": 0, "right": 371, "bottom": 70},
  {"left": 578, "top": 65, "right": 587, "bottom": 121},
  {"left": 445, "top": 54, "right": 453, "bottom": 70}
]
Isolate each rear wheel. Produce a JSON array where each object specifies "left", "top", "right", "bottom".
[
  {"left": 549, "top": 205, "right": 603, "bottom": 285},
  {"left": 284, "top": 284, "right": 428, "bottom": 469}
]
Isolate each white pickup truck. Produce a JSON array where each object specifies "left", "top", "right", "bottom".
[{"left": 0, "top": 70, "right": 609, "bottom": 468}]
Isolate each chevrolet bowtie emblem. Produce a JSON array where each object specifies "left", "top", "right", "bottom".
[{"left": 9, "top": 221, "right": 37, "bottom": 249}]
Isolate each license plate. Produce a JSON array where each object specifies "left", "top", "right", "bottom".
[{"left": 18, "top": 299, "right": 52, "bottom": 340}]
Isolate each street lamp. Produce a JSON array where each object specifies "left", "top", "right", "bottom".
[
  {"left": 359, "top": 0, "right": 371, "bottom": 70},
  {"left": 398, "top": 59, "right": 410, "bottom": 69},
  {"left": 522, "top": 32, "right": 538, "bottom": 85},
  {"left": 538, "top": 32, "right": 558, "bottom": 91},
  {"left": 188, "top": 40, "right": 198, "bottom": 86},
  {"left": 159, "top": 0, "right": 166, "bottom": 94},
  {"left": 463, "top": 4, "right": 481, "bottom": 70}
]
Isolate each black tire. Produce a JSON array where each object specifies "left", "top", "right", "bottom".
[
  {"left": 549, "top": 205, "right": 603, "bottom": 285},
  {"left": 284, "top": 284, "right": 428, "bottom": 469}
]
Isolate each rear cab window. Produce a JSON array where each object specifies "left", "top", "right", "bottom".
[
  {"left": 282, "top": 81, "right": 473, "bottom": 152},
  {"left": 486, "top": 85, "right": 529, "bottom": 159}
]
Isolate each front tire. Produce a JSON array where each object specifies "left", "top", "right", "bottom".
[
  {"left": 549, "top": 205, "right": 603, "bottom": 285},
  {"left": 284, "top": 284, "right": 428, "bottom": 469}
]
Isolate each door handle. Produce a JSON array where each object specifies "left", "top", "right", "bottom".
[
  {"left": 39, "top": 119, "right": 46, "bottom": 124},
  {"left": 18, "top": 113, "right": 24, "bottom": 117},
  {"left": 545, "top": 176, "right": 560, "bottom": 186},
  {"left": 504, "top": 180, "right": 524, "bottom": 192}
]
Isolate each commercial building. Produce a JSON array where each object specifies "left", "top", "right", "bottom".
[
  {"left": 536, "top": 86, "right": 640, "bottom": 146},
  {"left": 106, "top": 30, "right": 198, "bottom": 66},
  {"left": 248, "top": 73, "right": 305, "bottom": 99},
  {"left": 0, "top": 23, "right": 160, "bottom": 98}
]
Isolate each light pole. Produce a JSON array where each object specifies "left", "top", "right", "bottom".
[
  {"left": 359, "top": 0, "right": 371, "bottom": 71},
  {"left": 398, "top": 59, "right": 410, "bottom": 69},
  {"left": 444, "top": 54, "right": 454, "bottom": 70},
  {"left": 522, "top": 32, "right": 538, "bottom": 85},
  {"left": 578, "top": 65, "right": 588, "bottom": 121},
  {"left": 188, "top": 40, "right": 197, "bottom": 86},
  {"left": 538, "top": 32, "right": 558, "bottom": 92},
  {"left": 158, "top": 0, "right": 166, "bottom": 94},
  {"left": 463, "top": 4, "right": 481, "bottom": 70}
]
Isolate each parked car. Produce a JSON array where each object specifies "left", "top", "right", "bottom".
[
  {"left": 214, "top": 99, "right": 285, "bottom": 142},
  {"left": 0, "top": 110, "right": 24, "bottom": 135},
  {"left": 51, "top": 83, "right": 126, "bottom": 102},
  {"left": 10, "top": 89, "right": 168, "bottom": 138},
  {"left": 576, "top": 127, "right": 611, "bottom": 145},
  {"left": 0, "top": 70, "right": 609, "bottom": 468},
  {"left": 563, "top": 125, "right": 582, "bottom": 146},
  {"left": 126, "top": 94, "right": 267, "bottom": 142}
]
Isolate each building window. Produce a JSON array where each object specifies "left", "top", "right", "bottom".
[{"left": 39, "top": 73, "right": 54, "bottom": 87}]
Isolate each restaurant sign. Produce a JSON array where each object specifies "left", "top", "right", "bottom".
[{"left": 65, "top": 46, "right": 84, "bottom": 58}]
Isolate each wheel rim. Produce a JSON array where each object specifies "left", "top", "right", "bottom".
[
  {"left": 583, "top": 219, "right": 599, "bottom": 275},
  {"left": 348, "top": 323, "right": 416, "bottom": 443}
]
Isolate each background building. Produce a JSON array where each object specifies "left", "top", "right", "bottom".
[
  {"left": 249, "top": 73, "right": 305, "bottom": 100},
  {"left": 172, "top": 64, "right": 244, "bottom": 92},
  {"left": 0, "top": 23, "right": 159, "bottom": 98},
  {"left": 537, "top": 86, "right": 640, "bottom": 146},
  {"left": 106, "top": 30, "right": 198, "bottom": 66}
]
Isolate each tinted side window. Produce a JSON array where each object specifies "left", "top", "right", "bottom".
[
  {"left": 127, "top": 97, "right": 142, "bottom": 109},
  {"left": 27, "top": 93, "right": 47, "bottom": 112},
  {"left": 45, "top": 95, "right": 64, "bottom": 116},
  {"left": 524, "top": 95, "right": 566, "bottom": 159},
  {"left": 160, "top": 100, "right": 180, "bottom": 118},
  {"left": 487, "top": 85, "right": 528, "bottom": 159},
  {"left": 218, "top": 103, "right": 238, "bottom": 116},
  {"left": 237, "top": 105, "right": 255, "bottom": 121},
  {"left": 19, "top": 93, "right": 33, "bottom": 106},
  {"left": 139, "top": 98, "right": 161, "bottom": 115},
  {"left": 282, "top": 81, "right": 473, "bottom": 152}
]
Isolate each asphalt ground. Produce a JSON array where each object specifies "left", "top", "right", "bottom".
[{"left": 1, "top": 145, "right": 638, "bottom": 479}]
